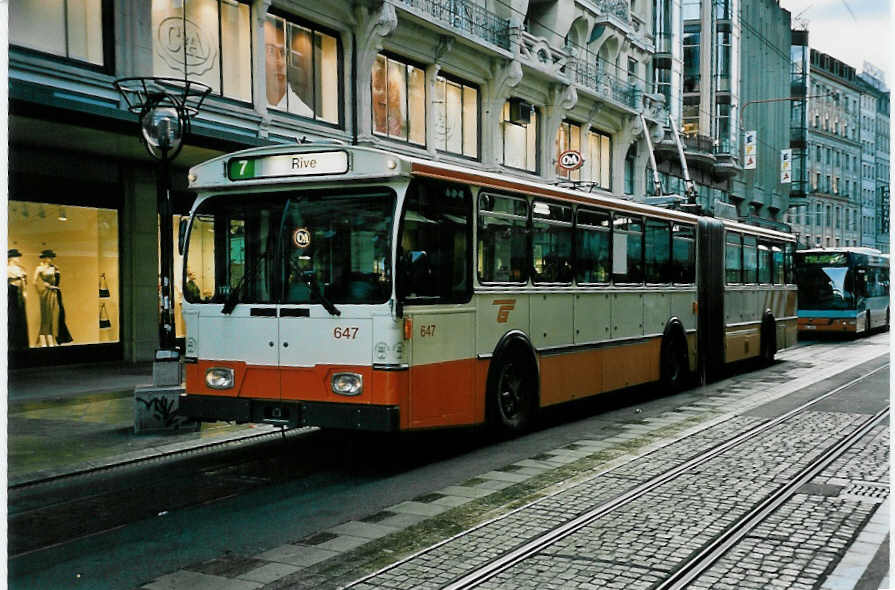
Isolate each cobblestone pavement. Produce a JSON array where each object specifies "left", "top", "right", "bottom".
[{"left": 140, "top": 335, "right": 889, "bottom": 590}]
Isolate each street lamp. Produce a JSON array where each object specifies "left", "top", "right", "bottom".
[{"left": 114, "top": 77, "right": 210, "bottom": 377}]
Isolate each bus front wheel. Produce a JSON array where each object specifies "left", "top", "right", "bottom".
[{"left": 491, "top": 354, "right": 536, "bottom": 435}]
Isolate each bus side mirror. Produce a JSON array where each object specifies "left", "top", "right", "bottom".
[{"left": 178, "top": 218, "right": 188, "bottom": 255}]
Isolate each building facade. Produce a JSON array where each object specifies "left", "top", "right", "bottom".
[
  {"left": 8, "top": 0, "right": 668, "bottom": 367},
  {"left": 787, "top": 51, "right": 889, "bottom": 252}
]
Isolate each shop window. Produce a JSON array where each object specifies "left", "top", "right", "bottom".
[
  {"left": 7, "top": 201, "right": 119, "bottom": 350},
  {"left": 478, "top": 194, "right": 529, "bottom": 283},
  {"left": 151, "top": 0, "right": 252, "bottom": 102},
  {"left": 11, "top": 0, "right": 106, "bottom": 66},
  {"left": 612, "top": 214, "right": 643, "bottom": 284},
  {"left": 531, "top": 201, "right": 573, "bottom": 284},
  {"left": 372, "top": 54, "right": 426, "bottom": 145},
  {"left": 575, "top": 208, "right": 611, "bottom": 284},
  {"left": 434, "top": 76, "right": 478, "bottom": 158},
  {"left": 265, "top": 14, "right": 340, "bottom": 124},
  {"left": 555, "top": 121, "right": 582, "bottom": 181},
  {"left": 502, "top": 100, "right": 539, "bottom": 172}
]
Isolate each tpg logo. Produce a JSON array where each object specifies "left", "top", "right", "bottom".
[{"left": 493, "top": 299, "right": 516, "bottom": 323}]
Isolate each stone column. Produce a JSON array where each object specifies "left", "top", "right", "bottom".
[
  {"left": 481, "top": 58, "right": 523, "bottom": 171},
  {"left": 354, "top": 1, "right": 398, "bottom": 144},
  {"left": 540, "top": 84, "right": 578, "bottom": 180}
]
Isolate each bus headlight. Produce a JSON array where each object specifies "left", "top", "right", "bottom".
[
  {"left": 332, "top": 373, "right": 363, "bottom": 396},
  {"left": 205, "top": 367, "right": 235, "bottom": 389}
]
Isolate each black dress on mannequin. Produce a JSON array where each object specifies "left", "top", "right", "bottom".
[{"left": 8, "top": 249, "right": 29, "bottom": 350}]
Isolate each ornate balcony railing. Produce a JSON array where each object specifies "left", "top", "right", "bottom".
[
  {"left": 573, "top": 54, "right": 637, "bottom": 108},
  {"left": 395, "top": 0, "right": 511, "bottom": 50}
]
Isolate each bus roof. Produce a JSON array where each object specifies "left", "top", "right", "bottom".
[{"left": 189, "top": 143, "right": 795, "bottom": 242}]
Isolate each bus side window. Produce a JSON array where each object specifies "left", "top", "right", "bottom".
[
  {"left": 399, "top": 181, "right": 472, "bottom": 302},
  {"left": 531, "top": 200, "right": 572, "bottom": 284},
  {"left": 757, "top": 243, "right": 772, "bottom": 284},
  {"left": 742, "top": 235, "right": 757, "bottom": 283},
  {"left": 725, "top": 232, "right": 742, "bottom": 284},
  {"left": 644, "top": 218, "right": 671, "bottom": 284},
  {"left": 671, "top": 223, "right": 695, "bottom": 284},
  {"left": 575, "top": 208, "right": 611, "bottom": 284},
  {"left": 771, "top": 244, "right": 784, "bottom": 284},
  {"left": 612, "top": 214, "right": 643, "bottom": 284},
  {"left": 477, "top": 194, "right": 529, "bottom": 284}
]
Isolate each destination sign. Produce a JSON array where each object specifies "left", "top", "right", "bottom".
[
  {"left": 799, "top": 253, "right": 847, "bottom": 266},
  {"left": 228, "top": 151, "right": 349, "bottom": 180}
]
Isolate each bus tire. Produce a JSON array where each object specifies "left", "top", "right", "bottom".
[
  {"left": 760, "top": 317, "right": 777, "bottom": 365},
  {"left": 863, "top": 310, "right": 872, "bottom": 337},
  {"left": 488, "top": 350, "right": 537, "bottom": 436},
  {"left": 660, "top": 331, "right": 689, "bottom": 394}
]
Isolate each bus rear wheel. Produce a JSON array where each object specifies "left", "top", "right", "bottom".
[{"left": 491, "top": 354, "right": 536, "bottom": 435}]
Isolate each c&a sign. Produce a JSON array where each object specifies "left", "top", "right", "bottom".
[{"left": 157, "top": 16, "right": 217, "bottom": 76}]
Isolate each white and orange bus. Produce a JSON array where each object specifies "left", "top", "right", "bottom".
[{"left": 177, "top": 144, "right": 797, "bottom": 433}]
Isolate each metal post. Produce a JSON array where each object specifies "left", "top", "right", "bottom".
[{"left": 156, "top": 148, "right": 177, "bottom": 356}]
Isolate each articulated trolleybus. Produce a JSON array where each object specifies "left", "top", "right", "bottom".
[
  {"left": 796, "top": 248, "right": 890, "bottom": 335},
  {"left": 177, "top": 144, "right": 797, "bottom": 434}
]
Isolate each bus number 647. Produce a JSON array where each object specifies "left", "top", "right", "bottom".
[{"left": 334, "top": 327, "right": 359, "bottom": 339}]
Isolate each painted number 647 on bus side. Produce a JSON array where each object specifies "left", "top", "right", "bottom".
[{"left": 333, "top": 327, "right": 359, "bottom": 339}]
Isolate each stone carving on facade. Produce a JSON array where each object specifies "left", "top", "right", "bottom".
[
  {"left": 597, "top": 0, "right": 630, "bottom": 22},
  {"left": 354, "top": 1, "right": 398, "bottom": 143},
  {"left": 517, "top": 30, "right": 570, "bottom": 81},
  {"left": 482, "top": 58, "right": 523, "bottom": 169}
]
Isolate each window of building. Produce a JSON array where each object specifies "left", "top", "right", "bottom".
[
  {"left": 826, "top": 205, "right": 832, "bottom": 227},
  {"left": 576, "top": 208, "right": 611, "bottom": 284},
  {"left": 683, "top": 26, "right": 700, "bottom": 93},
  {"left": 531, "top": 201, "right": 573, "bottom": 284},
  {"left": 7, "top": 200, "right": 120, "bottom": 350},
  {"left": 716, "top": 29, "right": 731, "bottom": 92},
  {"left": 612, "top": 215, "right": 644, "bottom": 284},
  {"left": 624, "top": 145, "right": 637, "bottom": 195},
  {"left": 152, "top": 0, "right": 252, "bottom": 102},
  {"left": 556, "top": 121, "right": 582, "bottom": 180},
  {"left": 583, "top": 130, "right": 612, "bottom": 190},
  {"left": 502, "top": 100, "right": 538, "bottom": 172},
  {"left": 372, "top": 54, "right": 426, "bottom": 145},
  {"left": 477, "top": 194, "right": 529, "bottom": 283},
  {"left": 627, "top": 57, "right": 638, "bottom": 83},
  {"left": 434, "top": 76, "right": 478, "bottom": 158},
  {"left": 265, "top": 14, "right": 339, "bottom": 123},
  {"left": 772, "top": 245, "right": 784, "bottom": 284},
  {"left": 11, "top": 0, "right": 107, "bottom": 66}
]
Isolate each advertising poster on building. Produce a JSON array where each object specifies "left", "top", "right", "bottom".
[
  {"left": 780, "top": 148, "right": 792, "bottom": 183},
  {"left": 744, "top": 131, "right": 757, "bottom": 169}
]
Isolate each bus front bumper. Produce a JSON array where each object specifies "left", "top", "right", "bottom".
[
  {"left": 798, "top": 317, "right": 857, "bottom": 333},
  {"left": 177, "top": 394, "right": 400, "bottom": 432}
]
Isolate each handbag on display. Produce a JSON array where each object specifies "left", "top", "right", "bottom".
[
  {"left": 99, "top": 273, "right": 111, "bottom": 298},
  {"left": 99, "top": 302, "right": 112, "bottom": 329}
]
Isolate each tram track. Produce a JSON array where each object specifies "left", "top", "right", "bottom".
[{"left": 348, "top": 363, "right": 889, "bottom": 590}]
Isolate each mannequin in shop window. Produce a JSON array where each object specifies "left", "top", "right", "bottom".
[
  {"left": 34, "top": 249, "right": 72, "bottom": 346},
  {"left": 8, "top": 249, "right": 29, "bottom": 350}
]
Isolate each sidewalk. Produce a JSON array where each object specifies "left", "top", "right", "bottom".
[{"left": 7, "top": 362, "right": 281, "bottom": 486}]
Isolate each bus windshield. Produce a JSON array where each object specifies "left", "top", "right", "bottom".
[
  {"left": 797, "top": 264, "right": 854, "bottom": 310},
  {"left": 183, "top": 189, "right": 395, "bottom": 306}
]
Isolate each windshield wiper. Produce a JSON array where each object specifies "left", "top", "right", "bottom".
[
  {"left": 300, "top": 271, "right": 341, "bottom": 316},
  {"left": 222, "top": 253, "right": 269, "bottom": 314}
]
